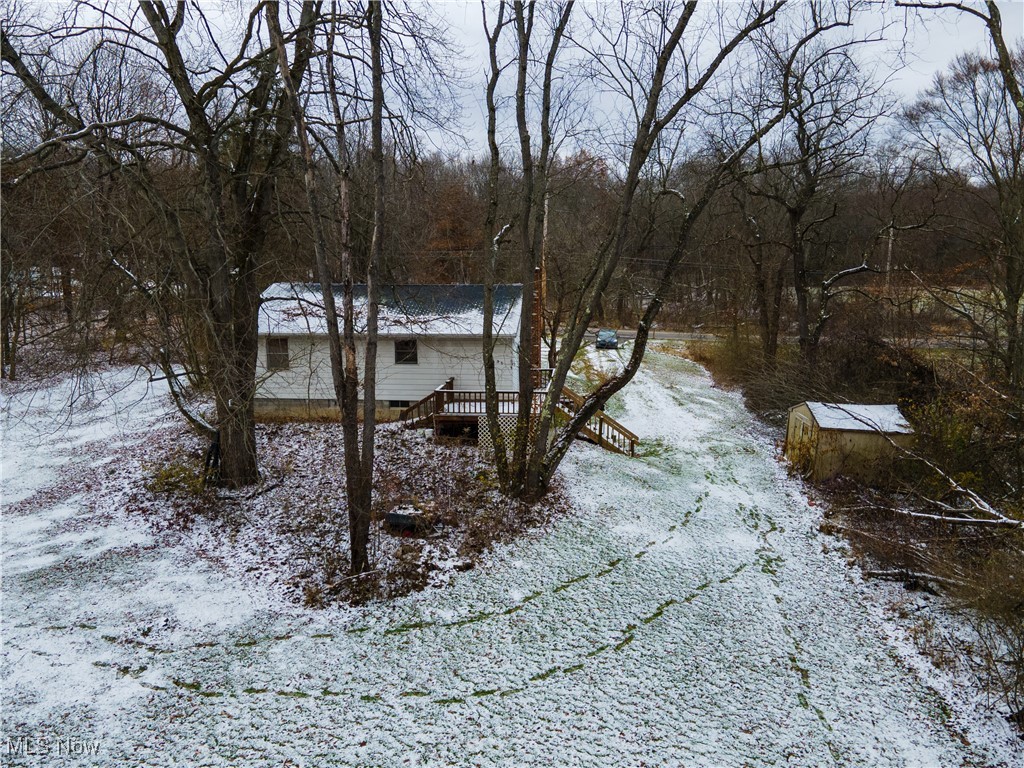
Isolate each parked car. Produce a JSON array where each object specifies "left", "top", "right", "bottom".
[{"left": 596, "top": 329, "right": 619, "bottom": 349}]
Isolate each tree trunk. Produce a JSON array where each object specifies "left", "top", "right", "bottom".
[
  {"left": 344, "top": 0, "right": 387, "bottom": 576},
  {"left": 750, "top": 241, "right": 774, "bottom": 361},
  {"left": 60, "top": 265, "right": 73, "bottom": 324},
  {"left": 208, "top": 268, "right": 261, "bottom": 487},
  {"left": 769, "top": 259, "right": 787, "bottom": 360},
  {"left": 790, "top": 211, "right": 812, "bottom": 362}
]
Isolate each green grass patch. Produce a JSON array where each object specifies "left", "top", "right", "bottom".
[
  {"left": 789, "top": 656, "right": 810, "bottom": 687},
  {"left": 384, "top": 620, "right": 435, "bottom": 635},
  {"left": 553, "top": 573, "right": 591, "bottom": 593},
  {"left": 530, "top": 666, "right": 560, "bottom": 682},
  {"left": 446, "top": 612, "right": 493, "bottom": 627},
  {"left": 760, "top": 553, "right": 784, "bottom": 576},
  {"left": 635, "top": 437, "right": 673, "bottom": 458},
  {"left": 642, "top": 598, "right": 678, "bottom": 624},
  {"left": 720, "top": 563, "right": 748, "bottom": 583}
]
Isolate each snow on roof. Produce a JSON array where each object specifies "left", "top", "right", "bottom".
[
  {"left": 802, "top": 402, "right": 913, "bottom": 434},
  {"left": 259, "top": 283, "right": 523, "bottom": 338}
]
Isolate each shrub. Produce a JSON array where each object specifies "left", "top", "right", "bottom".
[
  {"left": 954, "top": 546, "right": 1024, "bottom": 721},
  {"left": 144, "top": 456, "right": 206, "bottom": 497}
]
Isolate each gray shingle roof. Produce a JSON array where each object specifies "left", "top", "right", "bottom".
[
  {"left": 802, "top": 402, "right": 913, "bottom": 434},
  {"left": 259, "top": 283, "right": 524, "bottom": 338}
]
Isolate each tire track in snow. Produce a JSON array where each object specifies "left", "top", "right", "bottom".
[{"left": 69, "top": 549, "right": 756, "bottom": 704}]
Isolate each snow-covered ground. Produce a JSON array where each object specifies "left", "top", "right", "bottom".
[{"left": 3, "top": 351, "right": 1022, "bottom": 767}]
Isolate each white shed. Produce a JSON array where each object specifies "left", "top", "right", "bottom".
[
  {"left": 785, "top": 402, "right": 915, "bottom": 483},
  {"left": 256, "top": 283, "right": 523, "bottom": 419}
]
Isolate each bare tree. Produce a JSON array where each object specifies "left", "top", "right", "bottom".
[
  {"left": 2, "top": 2, "right": 319, "bottom": 486},
  {"left": 904, "top": 48, "right": 1024, "bottom": 386},
  {"left": 737, "top": 27, "right": 889, "bottom": 362},
  {"left": 269, "top": 0, "right": 455, "bottom": 575},
  {"left": 897, "top": 0, "right": 1024, "bottom": 126},
  {"left": 482, "top": 0, "right": 859, "bottom": 500},
  {"left": 481, "top": 0, "right": 574, "bottom": 495}
]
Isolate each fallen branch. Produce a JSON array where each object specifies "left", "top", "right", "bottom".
[
  {"left": 247, "top": 482, "right": 281, "bottom": 500},
  {"left": 823, "top": 402, "right": 1021, "bottom": 527},
  {"left": 842, "top": 503, "right": 1022, "bottom": 528}
]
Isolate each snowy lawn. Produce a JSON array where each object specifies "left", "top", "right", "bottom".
[
  {"left": 3, "top": 350, "right": 1023, "bottom": 767},
  {"left": 117, "top": 417, "right": 565, "bottom": 606}
]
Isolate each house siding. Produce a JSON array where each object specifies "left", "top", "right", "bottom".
[
  {"left": 255, "top": 334, "right": 519, "bottom": 406},
  {"left": 811, "top": 430, "right": 914, "bottom": 483}
]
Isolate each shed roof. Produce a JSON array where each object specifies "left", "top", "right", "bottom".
[
  {"left": 259, "top": 283, "right": 523, "bottom": 338},
  {"left": 802, "top": 402, "right": 913, "bottom": 434}
]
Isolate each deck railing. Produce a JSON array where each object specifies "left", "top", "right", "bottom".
[
  {"left": 435, "top": 388, "right": 519, "bottom": 416},
  {"left": 533, "top": 367, "right": 554, "bottom": 390},
  {"left": 398, "top": 371, "right": 638, "bottom": 457},
  {"left": 556, "top": 386, "right": 639, "bottom": 456},
  {"left": 398, "top": 377, "right": 453, "bottom": 426}
]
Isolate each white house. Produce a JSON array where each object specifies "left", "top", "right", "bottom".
[{"left": 255, "top": 283, "right": 523, "bottom": 419}]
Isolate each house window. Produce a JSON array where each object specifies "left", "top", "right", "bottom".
[
  {"left": 395, "top": 339, "right": 418, "bottom": 364},
  {"left": 267, "top": 337, "right": 290, "bottom": 371}
]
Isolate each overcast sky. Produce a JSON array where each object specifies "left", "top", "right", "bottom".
[
  {"left": 427, "top": 0, "right": 1023, "bottom": 156},
  {"left": 889, "top": 0, "right": 1023, "bottom": 95},
  {"left": 12, "top": 0, "right": 1021, "bottom": 157}
]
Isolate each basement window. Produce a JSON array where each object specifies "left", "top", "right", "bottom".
[
  {"left": 395, "top": 339, "right": 418, "bottom": 365},
  {"left": 266, "top": 337, "right": 290, "bottom": 371}
]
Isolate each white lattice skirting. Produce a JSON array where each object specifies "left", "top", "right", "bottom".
[{"left": 478, "top": 414, "right": 518, "bottom": 456}]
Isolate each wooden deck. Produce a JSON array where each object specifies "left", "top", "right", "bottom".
[{"left": 398, "top": 370, "right": 638, "bottom": 456}]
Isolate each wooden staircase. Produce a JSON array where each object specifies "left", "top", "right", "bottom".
[
  {"left": 398, "top": 377, "right": 454, "bottom": 429},
  {"left": 555, "top": 386, "right": 638, "bottom": 456}
]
